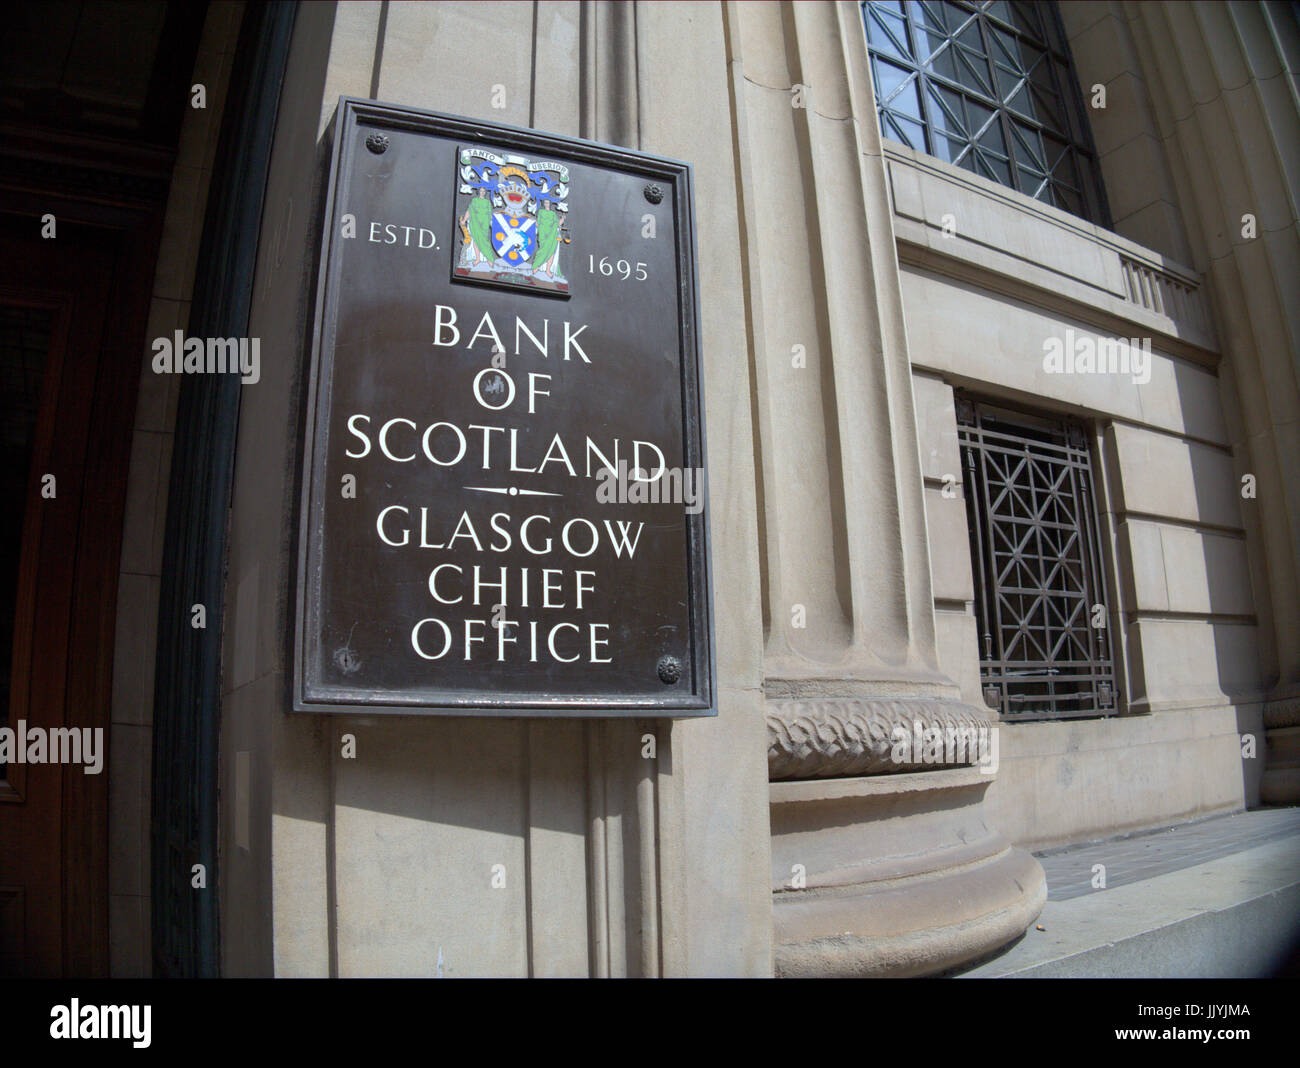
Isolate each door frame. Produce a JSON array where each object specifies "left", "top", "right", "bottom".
[{"left": 150, "top": 0, "right": 297, "bottom": 978}]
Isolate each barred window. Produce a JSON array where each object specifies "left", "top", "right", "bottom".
[
  {"left": 956, "top": 396, "right": 1116, "bottom": 720},
  {"left": 862, "top": 0, "right": 1110, "bottom": 225}
]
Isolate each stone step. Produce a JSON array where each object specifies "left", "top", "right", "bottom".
[{"left": 957, "top": 809, "right": 1300, "bottom": 978}]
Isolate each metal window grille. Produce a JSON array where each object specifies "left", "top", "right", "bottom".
[
  {"left": 956, "top": 396, "right": 1116, "bottom": 720},
  {"left": 861, "top": 0, "right": 1111, "bottom": 225}
]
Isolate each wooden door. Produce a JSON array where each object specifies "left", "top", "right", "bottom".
[{"left": 0, "top": 209, "right": 146, "bottom": 976}]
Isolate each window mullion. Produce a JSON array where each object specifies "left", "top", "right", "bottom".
[
  {"left": 975, "top": 420, "right": 1007, "bottom": 714},
  {"left": 898, "top": 4, "right": 932, "bottom": 161}
]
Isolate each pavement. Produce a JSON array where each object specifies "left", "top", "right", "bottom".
[{"left": 957, "top": 807, "right": 1300, "bottom": 977}]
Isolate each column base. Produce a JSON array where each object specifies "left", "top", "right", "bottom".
[
  {"left": 770, "top": 767, "right": 1046, "bottom": 977},
  {"left": 1262, "top": 695, "right": 1300, "bottom": 805}
]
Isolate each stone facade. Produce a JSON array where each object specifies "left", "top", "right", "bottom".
[{"left": 103, "top": 0, "right": 1299, "bottom": 976}]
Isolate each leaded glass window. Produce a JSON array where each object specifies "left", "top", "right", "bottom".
[{"left": 863, "top": 1, "right": 1110, "bottom": 224}]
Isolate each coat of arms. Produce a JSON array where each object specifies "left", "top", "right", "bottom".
[{"left": 453, "top": 148, "right": 570, "bottom": 294}]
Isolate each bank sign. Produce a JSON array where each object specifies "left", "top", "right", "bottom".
[{"left": 294, "top": 99, "right": 714, "bottom": 716}]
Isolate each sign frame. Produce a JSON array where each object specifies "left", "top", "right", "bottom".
[{"left": 292, "top": 98, "right": 715, "bottom": 718}]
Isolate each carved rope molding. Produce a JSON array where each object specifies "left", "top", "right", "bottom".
[
  {"left": 1264, "top": 695, "right": 1300, "bottom": 730},
  {"left": 767, "top": 696, "right": 995, "bottom": 780}
]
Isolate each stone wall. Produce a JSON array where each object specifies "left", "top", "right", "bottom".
[
  {"left": 218, "top": 0, "right": 772, "bottom": 978},
  {"left": 196, "top": 0, "right": 1297, "bottom": 976}
]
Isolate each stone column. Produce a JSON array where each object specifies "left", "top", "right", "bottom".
[{"left": 724, "top": 0, "right": 1044, "bottom": 975}]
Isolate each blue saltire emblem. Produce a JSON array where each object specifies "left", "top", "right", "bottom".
[{"left": 491, "top": 213, "right": 537, "bottom": 263}]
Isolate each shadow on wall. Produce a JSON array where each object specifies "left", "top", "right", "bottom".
[
  {"left": 275, "top": 715, "right": 658, "bottom": 977},
  {"left": 1175, "top": 360, "right": 1265, "bottom": 807}
]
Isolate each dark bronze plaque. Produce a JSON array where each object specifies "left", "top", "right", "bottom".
[{"left": 294, "top": 99, "right": 714, "bottom": 716}]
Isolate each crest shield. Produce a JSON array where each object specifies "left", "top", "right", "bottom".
[
  {"left": 453, "top": 147, "right": 570, "bottom": 294},
  {"left": 490, "top": 212, "right": 537, "bottom": 263}
]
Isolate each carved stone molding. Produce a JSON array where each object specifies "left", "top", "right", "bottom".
[
  {"left": 1264, "top": 695, "right": 1300, "bottom": 730},
  {"left": 767, "top": 696, "right": 994, "bottom": 780},
  {"left": 1262, "top": 693, "right": 1300, "bottom": 804}
]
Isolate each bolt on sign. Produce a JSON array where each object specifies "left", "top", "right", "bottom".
[{"left": 294, "top": 99, "right": 714, "bottom": 716}]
